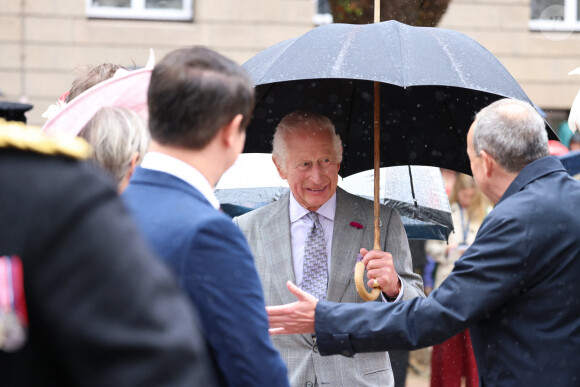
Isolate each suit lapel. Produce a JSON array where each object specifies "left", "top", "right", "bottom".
[
  {"left": 260, "top": 195, "right": 297, "bottom": 306},
  {"left": 327, "top": 188, "right": 367, "bottom": 302},
  {"left": 260, "top": 194, "right": 315, "bottom": 345}
]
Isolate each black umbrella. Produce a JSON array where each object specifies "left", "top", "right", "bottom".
[
  {"left": 242, "top": 19, "right": 558, "bottom": 301},
  {"left": 242, "top": 20, "right": 558, "bottom": 177}
]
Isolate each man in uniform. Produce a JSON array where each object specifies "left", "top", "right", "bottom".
[{"left": 0, "top": 121, "right": 217, "bottom": 386}]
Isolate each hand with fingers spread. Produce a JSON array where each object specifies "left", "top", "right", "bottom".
[
  {"left": 267, "top": 281, "right": 318, "bottom": 335},
  {"left": 360, "top": 247, "right": 401, "bottom": 299}
]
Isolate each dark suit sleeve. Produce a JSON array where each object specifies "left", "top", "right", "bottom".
[
  {"left": 24, "top": 165, "right": 217, "bottom": 387},
  {"left": 181, "top": 216, "right": 289, "bottom": 387},
  {"left": 314, "top": 210, "right": 528, "bottom": 356}
]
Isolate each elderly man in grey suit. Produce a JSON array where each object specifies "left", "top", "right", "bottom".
[{"left": 234, "top": 110, "right": 424, "bottom": 386}]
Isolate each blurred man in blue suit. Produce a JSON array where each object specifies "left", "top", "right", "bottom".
[
  {"left": 266, "top": 98, "right": 580, "bottom": 387},
  {"left": 123, "top": 46, "right": 288, "bottom": 387}
]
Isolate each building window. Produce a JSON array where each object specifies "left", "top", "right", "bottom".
[
  {"left": 313, "top": 0, "right": 333, "bottom": 25},
  {"left": 529, "top": 0, "right": 580, "bottom": 31},
  {"left": 86, "top": 0, "right": 193, "bottom": 21}
]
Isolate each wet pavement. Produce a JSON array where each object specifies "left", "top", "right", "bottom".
[{"left": 406, "top": 371, "right": 429, "bottom": 387}]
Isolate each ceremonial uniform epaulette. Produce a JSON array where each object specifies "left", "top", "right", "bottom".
[{"left": 0, "top": 119, "right": 90, "bottom": 160}]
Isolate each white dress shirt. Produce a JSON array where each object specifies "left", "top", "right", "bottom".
[
  {"left": 289, "top": 193, "right": 336, "bottom": 288},
  {"left": 140, "top": 152, "right": 221, "bottom": 210}
]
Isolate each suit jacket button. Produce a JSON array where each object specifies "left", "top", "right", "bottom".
[
  {"left": 305, "top": 382, "right": 314, "bottom": 387},
  {"left": 313, "top": 345, "right": 319, "bottom": 353}
]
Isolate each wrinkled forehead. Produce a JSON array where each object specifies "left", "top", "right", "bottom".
[
  {"left": 287, "top": 126, "right": 333, "bottom": 145},
  {"left": 287, "top": 133, "right": 336, "bottom": 158}
]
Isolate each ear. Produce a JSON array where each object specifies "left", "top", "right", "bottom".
[
  {"left": 272, "top": 155, "right": 287, "bottom": 180},
  {"left": 221, "top": 114, "right": 244, "bottom": 147},
  {"left": 125, "top": 152, "right": 140, "bottom": 181},
  {"left": 480, "top": 150, "right": 495, "bottom": 177},
  {"left": 129, "top": 152, "right": 140, "bottom": 171},
  {"left": 118, "top": 152, "right": 141, "bottom": 194}
]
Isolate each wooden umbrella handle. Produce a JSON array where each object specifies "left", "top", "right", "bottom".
[{"left": 354, "top": 261, "right": 381, "bottom": 301}]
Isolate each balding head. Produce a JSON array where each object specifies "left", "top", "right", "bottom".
[{"left": 471, "top": 99, "right": 549, "bottom": 173}]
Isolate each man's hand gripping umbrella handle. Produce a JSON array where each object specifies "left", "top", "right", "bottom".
[{"left": 354, "top": 260, "right": 381, "bottom": 301}]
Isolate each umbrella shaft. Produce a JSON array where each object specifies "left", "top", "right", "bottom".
[{"left": 374, "top": 81, "right": 381, "bottom": 250}]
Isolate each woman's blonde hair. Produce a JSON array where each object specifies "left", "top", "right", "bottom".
[{"left": 449, "top": 173, "right": 490, "bottom": 224}]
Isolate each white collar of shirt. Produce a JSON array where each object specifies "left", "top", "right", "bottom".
[
  {"left": 289, "top": 192, "right": 336, "bottom": 223},
  {"left": 140, "top": 152, "right": 221, "bottom": 210}
]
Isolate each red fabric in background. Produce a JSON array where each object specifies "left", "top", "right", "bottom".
[{"left": 430, "top": 329, "right": 479, "bottom": 387}]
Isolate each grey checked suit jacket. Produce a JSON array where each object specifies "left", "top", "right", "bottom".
[{"left": 234, "top": 187, "right": 424, "bottom": 387}]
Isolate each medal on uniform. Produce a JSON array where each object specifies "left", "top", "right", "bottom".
[{"left": 0, "top": 255, "right": 28, "bottom": 352}]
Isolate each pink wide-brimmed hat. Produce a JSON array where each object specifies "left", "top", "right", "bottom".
[{"left": 42, "top": 49, "right": 154, "bottom": 137}]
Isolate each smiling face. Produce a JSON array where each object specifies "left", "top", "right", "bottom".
[{"left": 275, "top": 128, "right": 341, "bottom": 212}]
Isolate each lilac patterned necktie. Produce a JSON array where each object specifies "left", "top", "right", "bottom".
[{"left": 302, "top": 211, "right": 328, "bottom": 300}]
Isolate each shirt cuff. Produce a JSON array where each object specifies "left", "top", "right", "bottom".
[{"left": 380, "top": 275, "right": 404, "bottom": 303}]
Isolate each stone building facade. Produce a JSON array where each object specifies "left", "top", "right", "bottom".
[{"left": 1, "top": 0, "right": 579, "bottom": 127}]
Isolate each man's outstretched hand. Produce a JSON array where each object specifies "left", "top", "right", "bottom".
[{"left": 266, "top": 281, "right": 318, "bottom": 335}]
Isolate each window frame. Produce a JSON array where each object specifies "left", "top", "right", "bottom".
[
  {"left": 529, "top": 0, "right": 580, "bottom": 32},
  {"left": 312, "top": 0, "right": 333, "bottom": 25},
  {"left": 85, "top": 0, "right": 193, "bottom": 21}
]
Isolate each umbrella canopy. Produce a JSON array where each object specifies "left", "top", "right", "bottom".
[
  {"left": 215, "top": 154, "right": 452, "bottom": 240},
  {"left": 215, "top": 153, "right": 289, "bottom": 210},
  {"left": 242, "top": 20, "right": 558, "bottom": 176},
  {"left": 339, "top": 165, "right": 452, "bottom": 240}
]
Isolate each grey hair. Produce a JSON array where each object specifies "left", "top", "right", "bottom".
[
  {"left": 79, "top": 106, "right": 150, "bottom": 185},
  {"left": 271, "top": 110, "right": 343, "bottom": 171},
  {"left": 473, "top": 99, "right": 549, "bottom": 173}
]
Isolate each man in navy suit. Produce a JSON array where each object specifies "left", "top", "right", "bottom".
[
  {"left": 266, "top": 98, "right": 580, "bottom": 387},
  {"left": 123, "top": 46, "right": 288, "bottom": 387}
]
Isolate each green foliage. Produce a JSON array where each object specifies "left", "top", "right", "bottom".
[{"left": 327, "top": 0, "right": 451, "bottom": 27}]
